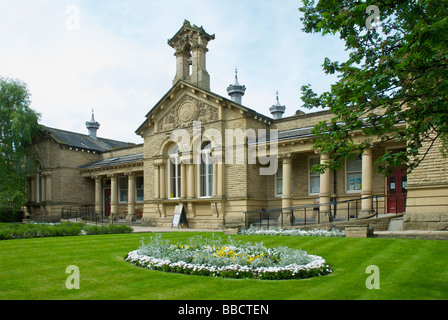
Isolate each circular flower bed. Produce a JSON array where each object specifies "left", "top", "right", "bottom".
[{"left": 126, "top": 234, "right": 332, "bottom": 280}]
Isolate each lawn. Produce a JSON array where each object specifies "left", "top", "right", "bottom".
[{"left": 0, "top": 231, "right": 447, "bottom": 300}]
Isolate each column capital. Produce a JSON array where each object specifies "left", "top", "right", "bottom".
[
  {"left": 362, "top": 147, "right": 373, "bottom": 156},
  {"left": 319, "top": 152, "right": 330, "bottom": 161},
  {"left": 179, "top": 155, "right": 192, "bottom": 165},
  {"left": 154, "top": 159, "right": 165, "bottom": 168},
  {"left": 279, "top": 152, "right": 293, "bottom": 161},
  {"left": 124, "top": 171, "right": 136, "bottom": 177}
]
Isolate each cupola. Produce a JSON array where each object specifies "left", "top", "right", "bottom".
[
  {"left": 269, "top": 92, "right": 286, "bottom": 119},
  {"left": 85, "top": 109, "right": 100, "bottom": 140},
  {"left": 226, "top": 69, "right": 246, "bottom": 105}
]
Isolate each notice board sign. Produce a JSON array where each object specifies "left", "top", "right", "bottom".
[{"left": 172, "top": 205, "right": 188, "bottom": 228}]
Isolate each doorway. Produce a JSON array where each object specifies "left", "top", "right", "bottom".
[
  {"left": 104, "top": 189, "right": 111, "bottom": 217},
  {"left": 387, "top": 167, "right": 407, "bottom": 213}
]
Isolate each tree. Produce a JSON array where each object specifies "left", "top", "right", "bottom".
[
  {"left": 0, "top": 77, "right": 40, "bottom": 209},
  {"left": 299, "top": 0, "right": 448, "bottom": 174}
]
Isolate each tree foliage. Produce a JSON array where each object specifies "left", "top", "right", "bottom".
[
  {"left": 299, "top": 0, "right": 448, "bottom": 174},
  {"left": 0, "top": 77, "right": 40, "bottom": 206}
]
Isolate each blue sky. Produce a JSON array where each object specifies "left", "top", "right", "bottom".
[{"left": 0, "top": 0, "right": 348, "bottom": 143}]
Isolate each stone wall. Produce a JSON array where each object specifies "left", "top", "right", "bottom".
[
  {"left": 28, "top": 138, "right": 100, "bottom": 219},
  {"left": 404, "top": 136, "right": 448, "bottom": 230}
]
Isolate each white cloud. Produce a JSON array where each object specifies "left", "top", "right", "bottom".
[{"left": 0, "top": 0, "right": 348, "bottom": 143}]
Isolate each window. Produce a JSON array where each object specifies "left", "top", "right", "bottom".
[
  {"left": 346, "top": 155, "right": 362, "bottom": 192},
  {"left": 136, "top": 176, "right": 144, "bottom": 202},
  {"left": 119, "top": 177, "right": 128, "bottom": 202},
  {"left": 199, "top": 142, "right": 213, "bottom": 197},
  {"left": 309, "top": 157, "right": 320, "bottom": 195},
  {"left": 275, "top": 163, "right": 283, "bottom": 197},
  {"left": 168, "top": 145, "right": 181, "bottom": 199}
]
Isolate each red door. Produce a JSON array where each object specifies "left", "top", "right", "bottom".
[
  {"left": 387, "top": 168, "right": 407, "bottom": 213},
  {"left": 104, "top": 189, "right": 111, "bottom": 217}
]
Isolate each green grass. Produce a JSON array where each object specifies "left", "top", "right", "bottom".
[{"left": 0, "top": 232, "right": 447, "bottom": 300}]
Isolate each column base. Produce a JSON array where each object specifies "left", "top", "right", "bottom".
[
  {"left": 126, "top": 213, "right": 136, "bottom": 223},
  {"left": 316, "top": 209, "right": 332, "bottom": 224},
  {"left": 359, "top": 209, "right": 374, "bottom": 218}
]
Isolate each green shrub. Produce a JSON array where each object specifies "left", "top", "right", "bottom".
[
  {"left": 0, "top": 222, "right": 132, "bottom": 240},
  {"left": 105, "top": 224, "right": 133, "bottom": 234},
  {"left": 83, "top": 225, "right": 103, "bottom": 235}
]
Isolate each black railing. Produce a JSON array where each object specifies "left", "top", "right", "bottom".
[
  {"left": 61, "top": 206, "right": 110, "bottom": 224},
  {"left": 244, "top": 194, "right": 406, "bottom": 229}
]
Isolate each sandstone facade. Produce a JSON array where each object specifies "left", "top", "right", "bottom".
[{"left": 26, "top": 21, "right": 448, "bottom": 231}]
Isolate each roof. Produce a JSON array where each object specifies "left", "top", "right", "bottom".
[
  {"left": 77, "top": 153, "right": 144, "bottom": 170},
  {"left": 250, "top": 126, "right": 315, "bottom": 145},
  {"left": 43, "top": 126, "right": 134, "bottom": 152},
  {"left": 135, "top": 80, "right": 273, "bottom": 135}
]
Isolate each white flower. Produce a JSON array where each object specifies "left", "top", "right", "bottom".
[{"left": 126, "top": 235, "right": 332, "bottom": 280}]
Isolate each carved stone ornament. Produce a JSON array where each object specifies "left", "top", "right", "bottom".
[
  {"left": 159, "top": 96, "right": 218, "bottom": 132},
  {"left": 179, "top": 101, "right": 196, "bottom": 122}
]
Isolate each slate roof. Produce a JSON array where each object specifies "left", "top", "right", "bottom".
[
  {"left": 250, "top": 126, "right": 315, "bottom": 145},
  {"left": 77, "top": 153, "right": 144, "bottom": 170},
  {"left": 43, "top": 126, "right": 134, "bottom": 152}
]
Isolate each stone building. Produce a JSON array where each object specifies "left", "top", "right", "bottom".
[{"left": 27, "top": 20, "right": 448, "bottom": 230}]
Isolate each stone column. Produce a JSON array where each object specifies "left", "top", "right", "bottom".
[
  {"left": 281, "top": 155, "right": 293, "bottom": 226},
  {"left": 217, "top": 160, "right": 224, "bottom": 197},
  {"left": 173, "top": 50, "right": 190, "bottom": 85},
  {"left": 110, "top": 174, "right": 118, "bottom": 221},
  {"left": 154, "top": 163, "right": 160, "bottom": 199},
  {"left": 94, "top": 175, "right": 103, "bottom": 214},
  {"left": 159, "top": 163, "right": 166, "bottom": 199},
  {"left": 30, "top": 177, "right": 35, "bottom": 202},
  {"left": 126, "top": 172, "right": 136, "bottom": 223},
  {"left": 45, "top": 174, "right": 52, "bottom": 202},
  {"left": 180, "top": 161, "right": 187, "bottom": 199},
  {"left": 190, "top": 45, "right": 211, "bottom": 90},
  {"left": 186, "top": 158, "right": 195, "bottom": 199},
  {"left": 318, "top": 153, "right": 331, "bottom": 223},
  {"left": 360, "top": 148, "right": 374, "bottom": 217},
  {"left": 40, "top": 175, "right": 46, "bottom": 202}
]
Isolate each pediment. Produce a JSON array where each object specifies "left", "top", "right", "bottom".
[
  {"left": 135, "top": 80, "right": 272, "bottom": 137},
  {"left": 156, "top": 93, "right": 219, "bottom": 132}
]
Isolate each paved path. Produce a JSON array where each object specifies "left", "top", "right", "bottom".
[
  {"left": 373, "top": 230, "right": 448, "bottom": 240},
  {"left": 128, "top": 225, "right": 448, "bottom": 240},
  {"left": 130, "top": 225, "right": 224, "bottom": 233}
]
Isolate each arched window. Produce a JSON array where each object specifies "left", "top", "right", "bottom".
[
  {"left": 168, "top": 145, "right": 181, "bottom": 199},
  {"left": 199, "top": 142, "right": 213, "bottom": 197}
]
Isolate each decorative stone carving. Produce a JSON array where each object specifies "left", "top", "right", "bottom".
[
  {"left": 178, "top": 101, "right": 196, "bottom": 122},
  {"left": 159, "top": 96, "right": 218, "bottom": 132}
]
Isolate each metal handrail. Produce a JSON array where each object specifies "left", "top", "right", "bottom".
[
  {"left": 244, "top": 193, "right": 406, "bottom": 228},
  {"left": 61, "top": 205, "right": 109, "bottom": 225}
]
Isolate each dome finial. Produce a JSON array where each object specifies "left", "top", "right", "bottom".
[
  {"left": 86, "top": 109, "right": 100, "bottom": 140},
  {"left": 270, "top": 91, "right": 286, "bottom": 119},
  {"left": 227, "top": 68, "right": 246, "bottom": 105}
]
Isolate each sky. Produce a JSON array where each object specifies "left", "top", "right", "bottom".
[{"left": 0, "top": 0, "right": 348, "bottom": 144}]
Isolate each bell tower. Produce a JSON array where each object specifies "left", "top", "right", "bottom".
[{"left": 168, "top": 20, "right": 215, "bottom": 90}]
